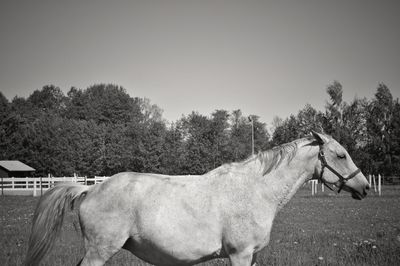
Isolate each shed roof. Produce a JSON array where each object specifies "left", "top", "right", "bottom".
[{"left": 0, "top": 160, "right": 35, "bottom": 172}]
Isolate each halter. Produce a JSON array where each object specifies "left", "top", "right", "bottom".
[{"left": 318, "top": 145, "right": 361, "bottom": 193}]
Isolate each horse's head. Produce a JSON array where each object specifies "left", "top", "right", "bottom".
[{"left": 311, "top": 131, "right": 369, "bottom": 200}]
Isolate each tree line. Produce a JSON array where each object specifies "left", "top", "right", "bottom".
[{"left": 0, "top": 82, "right": 399, "bottom": 177}]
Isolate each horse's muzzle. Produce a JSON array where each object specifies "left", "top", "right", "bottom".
[{"left": 350, "top": 186, "right": 368, "bottom": 200}]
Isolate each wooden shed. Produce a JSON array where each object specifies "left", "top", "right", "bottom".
[{"left": 0, "top": 160, "right": 36, "bottom": 177}]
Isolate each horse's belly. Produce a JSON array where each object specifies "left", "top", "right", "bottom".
[
  {"left": 129, "top": 211, "right": 222, "bottom": 264},
  {"left": 124, "top": 235, "right": 223, "bottom": 266}
]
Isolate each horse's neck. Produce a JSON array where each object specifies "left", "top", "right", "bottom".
[{"left": 258, "top": 144, "right": 318, "bottom": 210}]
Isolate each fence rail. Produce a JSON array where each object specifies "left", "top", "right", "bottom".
[{"left": 0, "top": 176, "right": 109, "bottom": 196}]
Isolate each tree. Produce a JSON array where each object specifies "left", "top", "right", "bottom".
[
  {"left": 250, "top": 115, "right": 270, "bottom": 153},
  {"left": 271, "top": 115, "right": 300, "bottom": 145},
  {"left": 390, "top": 99, "right": 400, "bottom": 174},
  {"left": 160, "top": 122, "right": 186, "bottom": 174},
  {"left": 210, "top": 110, "right": 230, "bottom": 167},
  {"left": 179, "top": 112, "right": 214, "bottom": 174},
  {"left": 3, "top": 80, "right": 397, "bottom": 177},
  {"left": 270, "top": 116, "right": 283, "bottom": 136},
  {"left": 0, "top": 92, "right": 9, "bottom": 159},
  {"left": 139, "top": 121, "right": 167, "bottom": 173},
  {"left": 65, "top": 84, "right": 143, "bottom": 124},
  {"left": 296, "top": 104, "right": 321, "bottom": 136},
  {"left": 138, "top": 97, "right": 164, "bottom": 123},
  {"left": 2, "top": 97, "right": 35, "bottom": 164},
  {"left": 0, "top": 92, "right": 9, "bottom": 120},
  {"left": 324, "top": 81, "right": 345, "bottom": 139},
  {"left": 366, "top": 83, "right": 396, "bottom": 175},
  {"left": 326, "top": 81, "right": 343, "bottom": 108},
  {"left": 28, "top": 85, "right": 66, "bottom": 114},
  {"left": 228, "top": 110, "right": 252, "bottom": 161}
]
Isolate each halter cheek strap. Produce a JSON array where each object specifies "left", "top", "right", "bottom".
[{"left": 318, "top": 145, "right": 361, "bottom": 193}]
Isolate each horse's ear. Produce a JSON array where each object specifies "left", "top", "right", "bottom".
[{"left": 311, "top": 131, "right": 329, "bottom": 145}]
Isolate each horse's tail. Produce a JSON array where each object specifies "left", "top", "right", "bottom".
[{"left": 25, "top": 183, "right": 90, "bottom": 266}]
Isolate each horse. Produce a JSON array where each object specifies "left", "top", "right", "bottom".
[{"left": 25, "top": 131, "right": 369, "bottom": 266}]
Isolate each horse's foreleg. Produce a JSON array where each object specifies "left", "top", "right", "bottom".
[
  {"left": 79, "top": 249, "right": 108, "bottom": 266},
  {"left": 229, "top": 252, "right": 255, "bottom": 266}
]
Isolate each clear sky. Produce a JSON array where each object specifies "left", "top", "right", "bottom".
[{"left": 1, "top": 0, "right": 399, "bottom": 124}]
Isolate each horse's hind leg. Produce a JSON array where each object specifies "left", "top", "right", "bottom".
[
  {"left": 79, "top": 235, "right": 127, "bottom": 266},
  {"left": 78, "top": 216, "right": 129, "bottom": 266},
  {"left": 77, "top": 191, "right": 132, "bottom": 265}
]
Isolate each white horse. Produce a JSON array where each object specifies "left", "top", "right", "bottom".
[{"left": 25, "top": 132, "right": 369, "bottom": 266}]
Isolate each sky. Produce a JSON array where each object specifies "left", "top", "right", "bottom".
[{"left": 1, "top": 0, "right": 399, "bottom": 124}]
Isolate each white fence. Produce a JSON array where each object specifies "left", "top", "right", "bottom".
[
  {"left": 0, "top": 175, "right": 110, "bottom": 196},
  {"left": 368, "top": 174, "right": 381, "bottom": 196},
  {"left": 308, "top": 179, "right": 324, "bottom": 196}
]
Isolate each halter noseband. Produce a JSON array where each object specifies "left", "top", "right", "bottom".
[{"left": 318, "top": 145, "right": 361, "bottom": 193}]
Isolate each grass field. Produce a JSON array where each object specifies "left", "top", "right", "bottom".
[{"left": 1, "top": 186, "right": 400, "bottom": 266}]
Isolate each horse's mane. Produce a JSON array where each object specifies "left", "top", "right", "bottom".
[
  {"left": 257, "top": 136, "right": 316, "bottom": 176},
  {"left": 208, "top": 135, "right": 318, "bottom": 177}
]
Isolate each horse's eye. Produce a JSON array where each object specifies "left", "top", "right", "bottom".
[{"left": 337, "top": 154, "right": 346, "bottom": 159}]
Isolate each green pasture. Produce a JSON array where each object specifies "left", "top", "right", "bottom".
[{"left": 1, "top": 186, "right": 400, "bottom": 266}]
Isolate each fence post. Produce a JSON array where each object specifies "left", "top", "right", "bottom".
[
  {"left": 372, "top": 175, "right": 377, "bottom": 192},
  {"left": 41, "top": 175, "right": 43, "bottom": 196},
  {"left": 378, "top": 174, "right": 382, "bottom": 196},
  {"left": 33, "top": 179, "right": 36, "bottom": 197},
  {"left": 311, "top": 180, "right": 316, "bottom": 196},
  {"left": 312, "top": 181, "right": 314, "bottom": 195},
  {"left": 1, "top": 176, "right": 3, "bottom": 196},
  {"left": 368, "top": 174, "right": 372, "bottom": 187},
  {"left": 315, "top": 180, "right": 317, "bottom": 194}
]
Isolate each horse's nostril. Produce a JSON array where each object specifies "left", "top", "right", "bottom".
[{"left": 366, "top": 185, "right": 370, "bottom": 190}]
